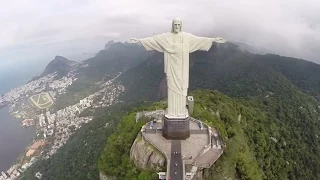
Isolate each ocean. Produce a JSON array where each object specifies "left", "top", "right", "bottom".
[
  {"left": 0, "top": 107, "right": 35, "bottom": 172},
  {"left": 0, "top": 68, "right": 38, "bottom": 172}
]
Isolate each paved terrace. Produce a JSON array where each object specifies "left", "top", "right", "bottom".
[{"left": 141, "top": 119, "right": 224, "bottom": 179}]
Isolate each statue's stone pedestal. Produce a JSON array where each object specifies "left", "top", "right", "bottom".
[{"left": 162, "top": 115, "right": 190, "bottom": 140}]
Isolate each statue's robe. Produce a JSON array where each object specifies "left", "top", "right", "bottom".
[{"left": 139, "top": 32, "right": 214, "bottom": 117}]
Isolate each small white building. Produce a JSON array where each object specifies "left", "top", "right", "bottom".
[
  {"left": 35, "top": 172, "right": 42, "bottom": 179},
  {"left": 1, "top": 172, "right": 7, "bottom": 179},
  {"left": 157, "top": 172, "right": 166, "bottom": 180}
]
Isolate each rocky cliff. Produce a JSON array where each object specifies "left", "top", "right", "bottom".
[
  {"left": 130, "top": 133, "right": 166, "bottom": 170},
  {"left": 99, "top": 172, "right": 117, "bottom": 180},
  {"left": 99, "top": 133, "right": 166, "bottom": 180}
]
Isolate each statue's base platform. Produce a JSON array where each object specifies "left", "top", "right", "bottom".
[
  {"left": 140, "top": 116, "right": 223, "bottom": 169},
  {"left": 162, "top": 115, "right": 190, "bottom": 140}
]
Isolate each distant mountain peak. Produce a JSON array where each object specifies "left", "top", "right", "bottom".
[
  {"left": 53, "top": 55, "right": 69, "bottom": 61},
  {"left": 105, "top": 40, "right": 116, "bottom": 50},
  {"left": 46, "top": 56, "right": 76, "bottom": 69},
  {"left": 40, "top": 56, "right": 76, "bottom": 78}
]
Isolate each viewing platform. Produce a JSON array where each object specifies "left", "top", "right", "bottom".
[{"left": 139, "top": 113, "right": 224, "bottom": 180}]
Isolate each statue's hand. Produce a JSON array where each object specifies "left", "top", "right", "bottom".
[
  {"left": 129, "top": 38, "right": 139, "bottom": 43},
  {"left": 214, "top": 37, "right": 227, "bottom": 43}
]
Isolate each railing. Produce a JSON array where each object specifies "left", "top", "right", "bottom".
[
  {"left": 135, "top": 110, "right": 165, "bottom": 122},
  {"left": 208, "top": 128, "right": 212, "bottom": 147},
  {"left": 182, "top": 159, "right": 186, "bottom": 180}
]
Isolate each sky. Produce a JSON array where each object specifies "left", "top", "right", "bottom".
[{"left": 0, "top": 0, "right": 320, "bottom": 74}]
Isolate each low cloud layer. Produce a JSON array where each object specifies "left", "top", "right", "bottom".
[{"left": 0, "top": 0, "right": 319, "bottom": 68}]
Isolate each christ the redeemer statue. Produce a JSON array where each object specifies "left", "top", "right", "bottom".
[{"left": 130, "top": 17, "right": 227, "bottom": 118}]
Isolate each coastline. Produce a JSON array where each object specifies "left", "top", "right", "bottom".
[
  {"left": 0, "top": 62, "right": 47, "bottom": 176},
  {"left": 0, "top": 106, "right": 36, "bottom": 173},
  {"left": 0, "top": 64, "right": 123, "bottom": 178}
]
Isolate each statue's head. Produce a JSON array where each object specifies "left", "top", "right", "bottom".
[{"left": 171, "top": 17, "right": 182, "bottom": 33}]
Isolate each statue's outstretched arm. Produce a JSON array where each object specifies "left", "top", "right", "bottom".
[
  {"left": 129, "top": 38, "right": 140, "bottom": 44},
  {"left": 210, "top": 37, "right": 227, "bottom": 43},
  {"left": 189, "top": 34, "right": 227, "bottom": 52},
  {"left": 128, "top": 35, "right": 164, "bottom": 52}
]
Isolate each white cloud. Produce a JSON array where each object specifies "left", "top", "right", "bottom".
[{"left": 0, "top": 0, "right": 319, "bottom": 67}]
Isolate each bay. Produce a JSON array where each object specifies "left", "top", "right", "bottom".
[
  {"left": 0, "top": 107, "right": 36, "bottom": 172},
  {"left": 0, "top": 65, "right": 39, "bottom": 172}
]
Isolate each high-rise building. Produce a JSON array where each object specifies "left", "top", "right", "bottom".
[{"left": 1, "top": 172, "right": 7, "bottom": 179}]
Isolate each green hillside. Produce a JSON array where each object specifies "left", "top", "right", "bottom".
[
  {"left": 192, "top": 90, "right": 320, "bottom": 180},
  {"left": 98, "top": 91, "right": 264, "bottom": 180},
  {"left": 98, "top": 101, "right": 166, "bottom": 180},
  {"left": 98, "top": 89, "right": 320, "bottom": 180}
]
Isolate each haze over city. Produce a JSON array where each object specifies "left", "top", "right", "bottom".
[{"left": 0, "top": 0, "right": 320, "bottom": 73}]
